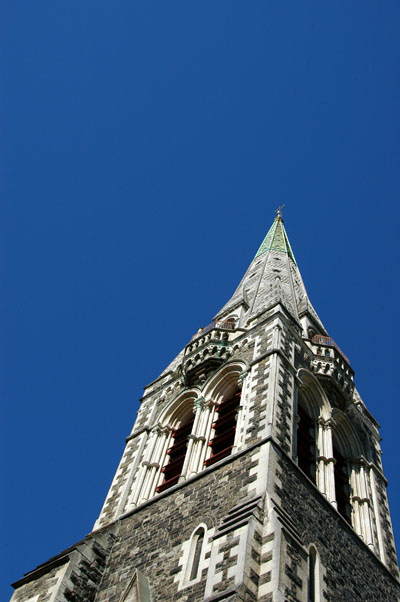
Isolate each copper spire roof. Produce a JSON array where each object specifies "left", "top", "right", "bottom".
[{"left": 214, "top": 213, "right": 327, "bottom": 334}]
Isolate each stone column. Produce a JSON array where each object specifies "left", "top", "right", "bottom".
[
  {"left": 132, "top": 425, "right": 172, "bottom": 505},
  {"left": 232, "top": 372, "right": 246, "bottom": 453},
  {"left": 349, "top": 458, "right": 374, "bottom": 548},
  {"left": 180, "top": 398, "right": 203, "bottom": 480},
  {"left": 196, "top": 399, "right": 218, "bottom": 469},
  {"left": 316, "top": 418, "right": 336, "bottom": 505}
]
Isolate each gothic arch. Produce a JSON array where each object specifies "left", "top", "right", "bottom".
[
  {"left": 297, "top": 368, "right": 331, "bottom": 420},
  {"left": 331, "top": 408, "right": 363, "bottom": 458},
  {"left": 184, "top": 523, "right": 208, "bottom": 582},
  {"left": 307, "top": 545, "right": 322, "bottom": 602},
  {"left": 330, "top": 409, "right": 365, "bottom": 525},
  {"left": 176, "top": 522, "right": 215, "bottom": 591},
  {"left": 296, "top": 369, "right": 332, "bottom": 489},
  {"left": 200, "top": 361, "right": 247, "bottom": 467},
  {"left": 155, "top": 390, "right": 200, "bottom": 494},
  {"left": 157, "top": 388, "right": 200, "bottom": 429},
  {"left": 201, "top": 360, "right": 248, "bottom": 402}
]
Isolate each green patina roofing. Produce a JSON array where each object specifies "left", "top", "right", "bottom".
[{"left": 255, "top": 216, "right": 296, "bottom": 263}]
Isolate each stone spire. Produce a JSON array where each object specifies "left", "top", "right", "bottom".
[{"left": 214, "top": 211, "right": 327, "bottom": 335}]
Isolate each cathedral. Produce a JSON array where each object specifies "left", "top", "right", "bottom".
[{"left": 11, "top": 212, "right": 400, "bottom": 601}]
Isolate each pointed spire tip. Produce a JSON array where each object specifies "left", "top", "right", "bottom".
[{"left": 275, "top": 204, "right": 285, "bottom": 221}]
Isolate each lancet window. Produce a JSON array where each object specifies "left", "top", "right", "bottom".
[
  {"left": 156, "top": 414, "right": 195, "bottom": 493},
  {"left": 307, "top": 546, "right": 320, "bottom": 602},
  {"left": 296, "top": 401, "right": 317, "bottom": 484},
  {"left": 332, "top": 440, "right": 351, "bottom": 524},
  {"left": 296, "top": 370, "right": 376, "bottom": 549},
  {"left": 127, "top": 364, "right": 246, "bottom": 509},
  {"left": 204, "top": 391, "right": 241, "bottom": 467},
  {"left": 188, "top": 526, "right": 205, "bottom": 581}
]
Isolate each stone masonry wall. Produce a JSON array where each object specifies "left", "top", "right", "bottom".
[
  {"left": 94, "top": 446, "right": 264, "bottom": 602},
  {"left": 11, "top": 560, "right": 69, "bottom": 602},
  {"left": 272, "top": 444, "right": 400, "bottom": 602},
  {"left": 11, "top": 533, "right": 115, "bottom": 602},
  {"left": 94, "top": 306, "right": 300, "bottom": 532}
]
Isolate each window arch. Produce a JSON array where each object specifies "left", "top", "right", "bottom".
[
  {"left": 294, "top": 375, "right": 375, "bottom": 545},
  {"left": 188, "top": 526, "right": 205, "bottom": 581},
  {"left": 176, "top": 522, "right": 211, "bottom": 590},
  {"left": 296, "top": 370, "right": 331, "bottom": 487},
  {"left": 297, "top": 393, "right": 317, "bottom": 483},
  {"left": 156, "top": 403, "right": 196, "bottom": 493},
  {"left": 331, "top": 437, "right": 351, "bottom": 523},
  {"left": 204, "top": 390, "right": 241, "bottom": 467},
  {"left": 201, "top": 361, "right": 247, "bottom": 468},
  {"left": 224, "top": 316, "right": 237, "bottom": 329},
  {"left": 126, "top": 390, "right": 199, "bottom": 505},
  {"left": 331, "top": 410, "right": 362, "bottom": 524},
  {"left": 129, "top": 365, "right": 248, "bottom": 507},
  {"left": 308, "top": 546, "right": 321, "bottom": 602}
]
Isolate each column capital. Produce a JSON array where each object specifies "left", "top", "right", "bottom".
[
  {"left": 142, "top": 461, "right": 160, "bottom": 469},
  {"left": 349, "top": 456, "right": 368, "bottom": 468},
  {"left": 317, "top": 455, "right": 336, "bottom": 465},
  {"left": 317, "top": 417, "right": 334, "bottom": 429},
  {"left": 193, "top": 396, "right": 205, "bottom": 411},
  {"left": 152, "top": 423, "right": 171, "bottom": 436},
  {"left": 188, "top": 434, "right": 206, "bottom": 442},
  {"left": 352, "top": 495, "right": 371, "bottom": 506},
  {"left": 238, "top": 369, "right": 249, "bottom": 383}
]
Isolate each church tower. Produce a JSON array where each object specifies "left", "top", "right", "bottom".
[{"left": 11, "top": 213, "right": 400, "bottom": 601}]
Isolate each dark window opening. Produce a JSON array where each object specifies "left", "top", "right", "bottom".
[
  {"left": 333, "top": 444, "right": 351, "bottom": 523},
  {"left": 204, "top": 392, "right": 240, "bottom": 467},
  {"left": 297, "top": 404, "right": 316, "bottom": 483},
  {"left": 308, "top": 547, "right": 317, "bottom": 602},
  {"left": 156, "top": 416, "right": 194, "bottom": 493},
  {"left": 189, "top": 527, "right": 205, "bottom": 581}
]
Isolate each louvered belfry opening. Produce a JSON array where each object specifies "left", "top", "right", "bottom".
[
  {"left": 297, "top": 403, "right": 316, "bottom": 483},
  {"left": 156, "top": 416, "right": 195, "bottom": 493},
  {"left": 333, "top": 443, "right": 351, "bottom": 524},
  {"left": 204, "top": 391, "right": 240, "bottom": 467}
]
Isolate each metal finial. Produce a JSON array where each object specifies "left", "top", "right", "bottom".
[{"left": 275, "top": 204, "right": 285, "bottom": 219}]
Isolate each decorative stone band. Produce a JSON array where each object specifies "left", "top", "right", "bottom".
[
  {"left": 317, "top": 455, "right": 336, "bottom": 465},
  {"left": 187, "top": 434, "right": 206, "bottom": 443},
  {"left": 152, "top": 424, "right": 173, "bottom": 436},
  {"left": 193, "top": 396, "right": 212, "bottom": 411},
  {"left": 352, "top": 496, "right": 372, "bottom": 506},
  {"left": 317, "top": 417, "right": 335, "bottom": 428}
]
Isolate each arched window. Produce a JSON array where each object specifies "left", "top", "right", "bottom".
[
  {"left": 189, "top": 527, "right": 205, "bottom": 581},
  {"left": 204, "top": 391, "right": 240, "bottom": 467},
  {"left": 297, "top": 401, "right": 317, "bottom": 483},
  {"left": 224, "top": 317, "right": 236, "bottom": 329},
  {"left": 176, "top": 523, "right": 210, "bottom": 590},
  {"left": 296, "top": 371, "right": 340, "bottom": 507},
  {"left": 308, "top": 546, "right": 320, "bottom": 602},
  {"left": 332, "top": 439, "right": 351, "bottom": 524},
  {"left": 156, "top": 414, "right": 195, "bottom": 493}
]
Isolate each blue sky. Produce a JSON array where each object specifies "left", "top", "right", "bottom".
[{"left": 2, "top": 1, "right": 400, "bottom": 598}]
